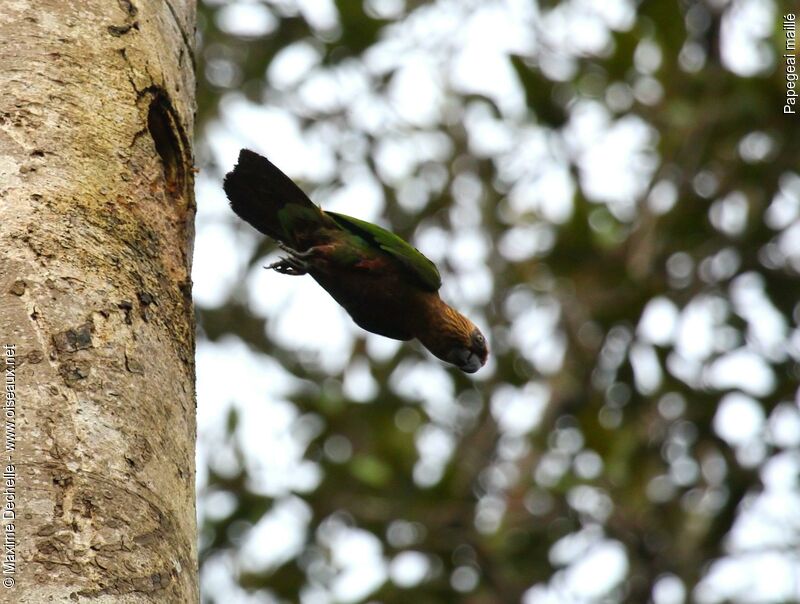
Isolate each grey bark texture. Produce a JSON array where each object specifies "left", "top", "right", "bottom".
[{"left": 0, "top": 0, "right": 197, "bottom": 602}]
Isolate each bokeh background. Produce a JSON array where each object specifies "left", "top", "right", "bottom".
[{"left": 191, "top": 1, "right": 800, "bottom": 602}]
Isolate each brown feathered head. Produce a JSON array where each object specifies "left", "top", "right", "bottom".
[{"left": 418, "top": 304, "right": 489, "bottom": 373}]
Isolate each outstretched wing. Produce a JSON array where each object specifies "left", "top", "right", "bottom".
[{"left": 326, "top": 211, "right": 442, "bottom": 292}]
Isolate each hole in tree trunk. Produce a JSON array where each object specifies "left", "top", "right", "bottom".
[{"left": 147, "top": 91, "right": 186, "bottom": 200}]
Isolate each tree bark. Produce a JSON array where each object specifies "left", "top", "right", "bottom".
[{"left": 0, "top": 1, "right": 197, "bottom": 601}]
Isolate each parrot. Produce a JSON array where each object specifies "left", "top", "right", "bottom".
[{"left": 223, "top": 149, "right": 488, "bottom": 373}]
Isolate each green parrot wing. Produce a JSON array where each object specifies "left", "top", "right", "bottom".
[{"left": 326, "top": 211, "right": 442, "bottom": 292}]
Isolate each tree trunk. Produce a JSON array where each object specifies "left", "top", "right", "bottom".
[{"left": 0, "top": 1, "right": 197, "bottom": 601}]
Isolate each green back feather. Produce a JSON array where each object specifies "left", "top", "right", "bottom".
[{"left": 327, "top": 211, "right": 442, "bottom": 292}]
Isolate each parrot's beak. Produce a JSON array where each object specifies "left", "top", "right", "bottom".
[
  {"left": 460, "top": 353, "right": 483, "bottom": 373},
  {"left": 447, "top": 347, "right": 484, "bottom": 373}
]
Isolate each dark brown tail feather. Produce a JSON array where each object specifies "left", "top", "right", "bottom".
[{"left": 223, "top": 149, "right": 318, "bottom": 244}]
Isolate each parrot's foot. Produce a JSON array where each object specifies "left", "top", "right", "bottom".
[
  {"left": 266, "top": 256, "right": 308, "bottom": 275},
  {"left": 266, "top": 242, "right": 334, "bottom": 275},
  {"left": 266, "top": 242, "right": 317, "bottom": 275}
]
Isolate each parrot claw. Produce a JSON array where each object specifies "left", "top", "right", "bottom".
[
  {"left": 266, "top": 256, "right": 309, "bottom": 275},
  {"left": 266, "top": 242, "right": 326, "bottom": 275},
  {"left": 264, "top": 242, "right": 309, "bottom": 276}
]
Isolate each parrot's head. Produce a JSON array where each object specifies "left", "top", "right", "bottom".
[
  {"left": 417, "top": 300, "right": 489, "bottom": 373},
  {"left": 428, "top": 309, "right": 488, "bottom": 373},
  {"left": 445, "top": 326, "right": 489, "bottom": 373}
]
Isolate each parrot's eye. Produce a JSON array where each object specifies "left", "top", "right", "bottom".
[{"left": 468, "top": 329, "right": 488, "bottom": 363}]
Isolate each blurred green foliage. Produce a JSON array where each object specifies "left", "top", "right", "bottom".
[{"left": 195, "top": 1, "right": 799, "bottom": 603}]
